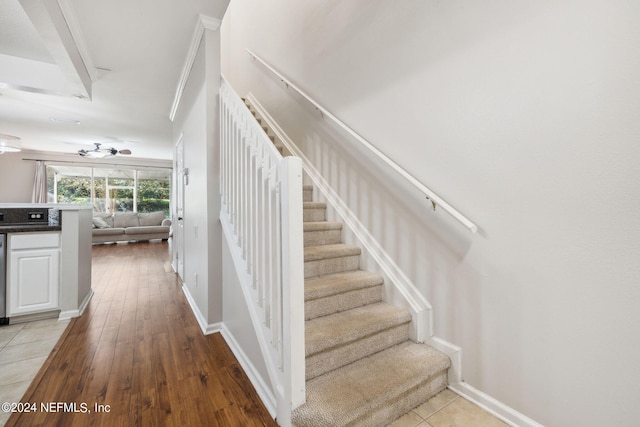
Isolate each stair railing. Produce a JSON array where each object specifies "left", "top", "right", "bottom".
[
  {"left": 246, "top": 49, "right": 477, "bottom": 233},
  {"left": 220, "top": 77, "right": 306, "bottom": 425}
]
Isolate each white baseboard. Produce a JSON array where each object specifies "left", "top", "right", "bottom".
[
  {"left": 220, "top": 324, "right": 277, "bottom": 419},
  {"left": 59, "top": 288, "right": 94, "bottom": 321},
  {"left": 58, "top": 310, "right": 79, "bottom": 321},
  {"left": 182, "top": 285, "right": 222, "bottom": 335},
  {"left": 427, "top": 336, "right": 462, "bottom": 385},
  {"left": 11, "top": 310, "right": 59, "bottom": 324},
  {"left": 78, "top": 288, "right": 94, "bottom": 316},
  {"left": 449, "top": 382, "right": 544, "bottom": 427},
  {"left": 427, "top": 334, "right": 541, "bottom": 427}
]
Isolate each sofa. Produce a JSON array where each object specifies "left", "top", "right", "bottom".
[{"left": 92, "top": 211, "right": 171, "bottom": 243}]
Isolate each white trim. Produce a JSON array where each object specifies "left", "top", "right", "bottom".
[
  {"left": 182, "top": 284, "right": 222, "bottom": 335},
  {"left": 426, "top": 336, "right": 462, "bottom": 385},
  {"left": 169, "top": 14, "right": 222, "bottom": 121},
  {"left": 58, "top": 288, "right": 94, "bottom": 321},
  {"left": 220, "top": 324, "right": 277, "bottom": 419},
  {"left": 77, "top": 287, "right": 93, "bottom": 316},
  {"left": 58, "top": 310, "right": 78, "bottom": 321},
  {"left": 449, "top": 382, "right": 544, "bottom": 427}
]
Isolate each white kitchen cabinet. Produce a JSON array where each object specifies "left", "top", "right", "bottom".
[{"left": 7, "top": 232, "right": 60, "bottom": 316}]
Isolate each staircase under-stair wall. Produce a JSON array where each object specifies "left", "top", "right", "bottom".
[{"left": 242, "top": 98, "right": 452, "bottom": 427}]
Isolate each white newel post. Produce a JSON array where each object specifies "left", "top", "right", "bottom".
[{"left": 279, "top": 156, "right": 306, "bottom": 418}]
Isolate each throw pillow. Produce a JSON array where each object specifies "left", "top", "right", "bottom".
[
  {"left": 93, "top": 212, "right": 114, "bottom": 227},
  {"left": 93, "top": 216, "right": 111, "bottom": 229}
]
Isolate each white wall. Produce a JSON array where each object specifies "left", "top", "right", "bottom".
[
  {"left": 222, "top": 1, "right": 640, "bottom": 425},
  {"left": 221, "top": 238, "right": 274, "bottom": 413},
  {"left": 205, "top": 29, "right": 224, "bottom": 323},
  {"left": 58, "top": 206, "right": 92, "bottom": 318},
  {"left": 172, "top": 27, "right": 224, "bottom": 330},
  {"left": 0, "top": 152, "right": 36, "bottom": 202}
]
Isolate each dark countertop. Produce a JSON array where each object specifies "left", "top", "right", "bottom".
[
  {"left": 0, "top": 224, "right": 62, "bottom": 233},
  {"left": 0, "top": 207, "right": 62, "bottom": 233}
]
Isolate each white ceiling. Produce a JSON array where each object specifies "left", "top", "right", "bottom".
[{"left": 0, "top": 0, "right": 229, "bottom": 160}]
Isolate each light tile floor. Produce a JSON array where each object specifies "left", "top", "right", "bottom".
[
  {"left": 0, "top": 318, "right": 508, "bottom": 427},
  {"left": 387, "top": 389, "right": 509, "bottom": 427},
  {"left": 0, "top": 318, "right": 69, "bottom": 427}
]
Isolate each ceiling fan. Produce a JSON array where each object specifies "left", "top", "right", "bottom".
[{"left": 78, "top": 143, "right": 132, "bottom": 158}]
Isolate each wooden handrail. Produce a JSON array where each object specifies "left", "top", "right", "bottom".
[{"left": 246, "top": 49, "right": 478, "bottom": 233}]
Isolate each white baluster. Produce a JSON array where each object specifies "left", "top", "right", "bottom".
[{"left": 219, "top": 79, "right": 306, "bottom": 420}]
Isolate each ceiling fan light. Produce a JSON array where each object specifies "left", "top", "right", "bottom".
[
  {"left": 83, "top": 150, "right": 111, "bottom": 158},
  {"left": 77, "top": 142, "right": 132, "bottom": 158},
  {"left": 77, "top": 142, "right": 131, "bottom": 158},
  {"left": 0, "top": 134, "right": 21, "bottom": 154}
]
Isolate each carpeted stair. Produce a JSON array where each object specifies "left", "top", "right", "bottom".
[{"left": 243, "top": 99, "right": 451, "bottom": 427}]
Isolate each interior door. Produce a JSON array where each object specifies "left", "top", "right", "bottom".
[{"left": 173, "top": 135, "right": 185, "bottom": 281}]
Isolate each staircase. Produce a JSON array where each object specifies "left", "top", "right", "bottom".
[{"left": 244, "top": 99, "right": 451, "bottom": 427}]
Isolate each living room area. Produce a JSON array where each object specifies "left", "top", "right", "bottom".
[{"left": 1, "top": 4, "right": 227, "bottom": 419}]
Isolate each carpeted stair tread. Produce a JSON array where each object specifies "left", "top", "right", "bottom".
[
  {"left": 304, "top": 271, "right": 384, "bottom": 320},
  {"left": 304, "top": 221, "right": 343, "bottom": 232},
  {"left": 305, "top": 302, "right": 410, "bottom": 356},
  {"left": 303, "top": 201, "right": 327, "bottom": 209},
  {"left": 304, "top": 244, "right": 360, "bottom": 262},
  {"left": 292, "top": 341, "right": 451, "bottom": 427},
  {"left": 305, "top": 270, "right": 383, "bottom": 302}
]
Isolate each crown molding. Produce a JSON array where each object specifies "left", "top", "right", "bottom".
[{"left": 169, "top": 14, "right": 222, "bottom": 122}]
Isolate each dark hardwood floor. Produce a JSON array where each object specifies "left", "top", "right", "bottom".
[{"left": 7, "top": 241, "right": 277, "bottom": 427}]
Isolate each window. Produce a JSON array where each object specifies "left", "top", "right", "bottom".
[
  {"left": 47, "top": 165, "right": 171, "bottom": 216},
  {"left": 137, "top": 170, "right": 171, "bottom": 213}
]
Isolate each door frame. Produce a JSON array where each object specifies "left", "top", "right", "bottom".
[{"left": 173, "top": 134, "right": 185, "bottom": 281}]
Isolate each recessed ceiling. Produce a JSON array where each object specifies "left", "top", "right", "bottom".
[
  {"left": 0, "top": 0, "right": 54, "bottom": 63},
  {"left": 0, "top": 0, "right": 229, "bottom": 160}
]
